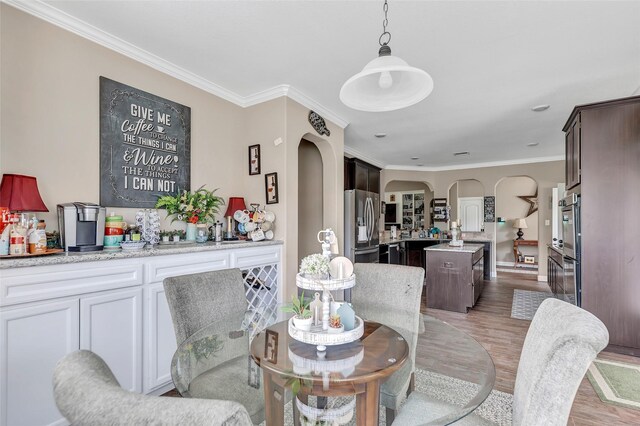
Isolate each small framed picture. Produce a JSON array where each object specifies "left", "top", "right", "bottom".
[
  {"left": 524, "top": 255, "right": 536, "bottom": 264},
  {"left": 263, "top": 329, "right": 278, "bottom": 363},
  {"left": 265, "top": 172, "right": 279, "bottom": 204},
  {"left": 390, "top": 194, "right": 396, "bottom": 202},
  {"left": 249, "top": 144, "right": 261, "bottom": 175}
]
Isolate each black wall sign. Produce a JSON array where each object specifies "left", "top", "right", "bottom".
[
  {"left": 484, "top": 196, "right": 496, "bottom": 222},
  {"left": 100, "top": 77, "right": 191, "bottom": 207}
]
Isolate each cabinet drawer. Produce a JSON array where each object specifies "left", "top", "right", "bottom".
[
  {"left": 231, "top": 246, "right": 281, "bottom": 269},
  {"left": 1, "top": 260, "right": 143, "bottom": 307},
  {"left": 145, "top": 251, "right": 231, "bottom": 284}
]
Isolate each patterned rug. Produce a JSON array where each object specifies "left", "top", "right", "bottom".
[
  {"left": 587, "top": 359, "right": 640, "bottom": 411},
  {"left": 510, "top": 289, "right": 554, "bottom": 320},
  {"left": 259, "top": 369, "right": 513, "bottom": 425}
]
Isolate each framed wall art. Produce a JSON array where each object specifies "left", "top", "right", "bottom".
[
  {"left": 249, "top": 144, "right": 261, "bottom": 175},
  {"left": 99, "top": 76, "right": 191, "bottom": 207},
  {"left": 265, "top": 172, "right": 279, "bottom": 204}
]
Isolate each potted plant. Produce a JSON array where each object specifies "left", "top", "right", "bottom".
[
  {"left": 155, "top": 186, "right": 225, "bottom": 241},
  {"left": 281, "top": 293, "right": 313, "bottom": 331},
  {"left": 172, "top": 230, "right": 185, "bottom": 242},
  {"left": 300, "top": 254, "right": 330, "bottom": 279},
  {"left": 328, "top": 314, "right": 343, "bottom": 334},
  {"left": 160, "top": 230, "right": 171, "bottom": 242}
]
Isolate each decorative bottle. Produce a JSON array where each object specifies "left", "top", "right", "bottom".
[
  {"left": 310, "top": 292, "right": 323, "bottom": 326},
  {"left": 28, "top": 220, "right": 47, "bottom": 254},
  {"left": 9, "top": 219, "right": 27, "bottom": 255}
]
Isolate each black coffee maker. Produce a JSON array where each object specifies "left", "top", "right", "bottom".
[{"left": 57, "top": 202, "right": 106, "bottom": 251}]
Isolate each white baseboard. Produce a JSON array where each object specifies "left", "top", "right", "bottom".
[{"left": 537, "top": 275, "right": 548, "bottom": 282}]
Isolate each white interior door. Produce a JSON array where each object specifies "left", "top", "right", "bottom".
[{"left": 459, "top": 197, "right": 484, "bottom": 232}]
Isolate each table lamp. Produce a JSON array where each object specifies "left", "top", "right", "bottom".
[
  {"left": 513, "top": 218, "right": 527, "bottom": 240},
  {"left": 223, "top": 197, "right": 246, "bottom": 240},
  {"left": 0, "top": 174, "right": 49, "bottom": 220}
]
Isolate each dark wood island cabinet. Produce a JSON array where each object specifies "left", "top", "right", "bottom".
[{"left": 425, "top": 244, "right": 485, "bottom": 313}]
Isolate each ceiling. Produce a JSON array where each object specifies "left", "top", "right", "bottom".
[{"left": 26, "top": 1, "right": 640, "bottom": 169}]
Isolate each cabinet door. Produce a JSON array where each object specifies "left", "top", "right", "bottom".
[
  {"left": 80, "top": 288, "right": 142, "bottom": 392},
  {"left": 1, "top": 299, "right": 79, "bottom": 426},
  {"left": 144, "top": 283, "right": 177, "bottom": 393},
  {"left": 354, "top": 162, "right": 369, "bottom": 191},
  {"left": 566, "top": 116, "right": 581, "bottom": 189},
  {"left": 368, "top": 167, "right": 380, "bottom": 193}
]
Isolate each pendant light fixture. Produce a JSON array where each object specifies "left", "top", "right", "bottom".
[{"left": 340, "top": 0, "right": 434, "bottom": 112}]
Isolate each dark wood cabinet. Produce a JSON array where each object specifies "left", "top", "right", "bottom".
[
  {"left": 547, "top": 246, "right": 564, "bottom": 296},
  {"left": 426, "top": 246, "right": 484, "bottom": 313},
  {"left": 344, "top": 157, "right": 381, "bottom": 193},
  {"left": 565, "top": 114, "right": 581, "bottom": 190},
  {"left": 563, "top": 95, "right": 640, "bottom": 354}
]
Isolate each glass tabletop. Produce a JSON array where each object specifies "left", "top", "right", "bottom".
[{"left": 171, "top": 306, "right": 495, "bottom": 426}]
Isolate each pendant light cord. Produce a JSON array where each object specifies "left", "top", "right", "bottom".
[{"left": 379, "top": 0, "right": 391, "bottom": 47}]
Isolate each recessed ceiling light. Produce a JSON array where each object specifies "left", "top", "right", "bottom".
[
  {"left": 531, "top": 104, "right": 550, "bottom": 112},
  {"left": 374, "top": 133, "right": 387, "bottom": 138},
  {"left": 410, "top": 156, "right": 419, "bottom": 160},
  {"left": 527, "top": 142, "right": 539, "bottom": 147},
  {"left": 453, "top": 151, "right": 470, "bottom": 156}
]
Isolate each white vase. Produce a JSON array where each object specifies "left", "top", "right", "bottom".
[{"left": 293, "top": 316, "right": 313, "bottom": 331}]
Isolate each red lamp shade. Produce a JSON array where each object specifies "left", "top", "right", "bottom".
[
  {"left": 0, "top": 174, "right": 49, "bottom": 212},
  {"left": 224, "top": 197, "right": 246, "bottom": 217}
]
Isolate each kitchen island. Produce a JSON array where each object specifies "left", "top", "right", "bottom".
[
  {"left": 379, "top": 235, "right": 493, "bottom": 279},
  {"left": 425, "top": 243, "right": 485, "bottom": 313}
]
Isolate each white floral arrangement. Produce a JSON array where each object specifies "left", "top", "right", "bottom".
[{"left": 300, "top": 254, "right": 330, "bottom": 277}]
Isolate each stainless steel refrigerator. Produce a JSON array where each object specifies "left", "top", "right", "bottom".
[{"left": 344, "top": 189, "right": 380, "bottom": 263}]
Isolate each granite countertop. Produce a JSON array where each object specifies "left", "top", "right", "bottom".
[
  {"left": 424, "top": 243, "right": 485, "bottom": 253},
  {"left": 0, "top": 240, "right": 284, "bottom": 269},
  {"left": 379, "top": 236, "right": 492, "bottom": 245}
]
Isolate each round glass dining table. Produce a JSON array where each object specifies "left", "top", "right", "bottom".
[{"left": 171, "top": 307, "right": 495, "bottom": 426}]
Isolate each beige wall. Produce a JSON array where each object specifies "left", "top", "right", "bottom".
[
  {"left": 1, "top": 5, "right": 248, "bottom": 230},
  {"left": 458, "top": 179, "right": 484, "bottom": 198},
  {"left": 0, "top": 6, "right": 345, "bottom": 295},
  {"left": 448, "top": 183, "right": 458, "bottom": 224},
  {"left": 381, "top": 161, "right": 564, "bottom": 279},
  {"left": 496, "top": 176, "right": 539, "bottom": 263},
  {"left": 298, "top": 140, "right": 324, "bottom": 263}
]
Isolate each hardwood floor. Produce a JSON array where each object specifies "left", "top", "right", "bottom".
[{"left": 421, "top": 272, "right": 640, "bottom": 425}]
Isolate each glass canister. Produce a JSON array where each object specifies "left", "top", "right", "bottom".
[{"left": 104, "top": 214, "right": 125, "bottom": 248}]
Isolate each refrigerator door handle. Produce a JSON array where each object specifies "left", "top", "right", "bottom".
[
  {"left": 355, "top": 246, "right": 380, "bottom": 255},
  {"left": 368, "top": 197, "right": 375, "bottom": 242}
]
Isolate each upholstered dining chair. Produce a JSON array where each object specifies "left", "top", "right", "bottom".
[
  {"left": 53, "top": 350, "right": 253, "bottom": 426},
  {"left": 393, "top": 298, "right": 609, "bottom": 426},
  {"left": 164, "top": 268, "right": 264, "bottom": 424},
  {"left": 164, "top": 268, "right": 248, "bottom": 345},
  {"left": 350, "top": 263, "right": 425, "bottom": 425}
]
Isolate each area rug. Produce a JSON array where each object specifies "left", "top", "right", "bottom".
[
  {"left": 587, "top": 359, "right": 640, "bottom": 411},
  {"left": 510, "top": 289, "right": 554, "bottom": 320},
  {"left": 258, "top": 369, "right": 513, "bottom": 426}
]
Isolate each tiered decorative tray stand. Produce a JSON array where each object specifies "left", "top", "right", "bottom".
[{"left": 292, "top": 273, "right": 363, "bottom": 352}]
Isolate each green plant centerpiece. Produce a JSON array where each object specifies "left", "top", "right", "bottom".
[
  {"left": 155, "top": 185, "right": 225, "bottom": 225},
  {"left": 282, "top": 293, "right": 313, "bottom": 331},
  {"left": 300, "top": 254, "right": 330, "bottom": 279}
]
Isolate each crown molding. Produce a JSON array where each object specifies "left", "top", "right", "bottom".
[
  {"left": 384, "top": 155, "right": 565, "bottom": 172},
  {"left": 343, "top": 146, "right": 386, "bottom": 169},
  {"left": 4, "top": 0, "right": 348, "bottom": 129}
]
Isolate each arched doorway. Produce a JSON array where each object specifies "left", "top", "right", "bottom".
[
  {"left": 495, "top": 176, "right": 539, "bottom": 276},
  {"left": 298, "top": 139, "right": 323, "bottom": 263},
  {"left": 448, "top": 179, "right": 484, "bottom": 232},
  {"left": 383, "top": 180, "right": 434, "bottom": 231}
]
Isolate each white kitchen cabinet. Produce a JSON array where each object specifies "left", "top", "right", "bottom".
[
  {"left": 0, "top": 299, "right": 79, "bottom": 426},
  {"left": 0, "top": 242, "right": 283, "bottom": 425},
  {"left": 144, "top": 283, "right": 177, "bottom": 394},
  {"left": 80, "top": 288, "right": 142, "bottom": 392}
]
